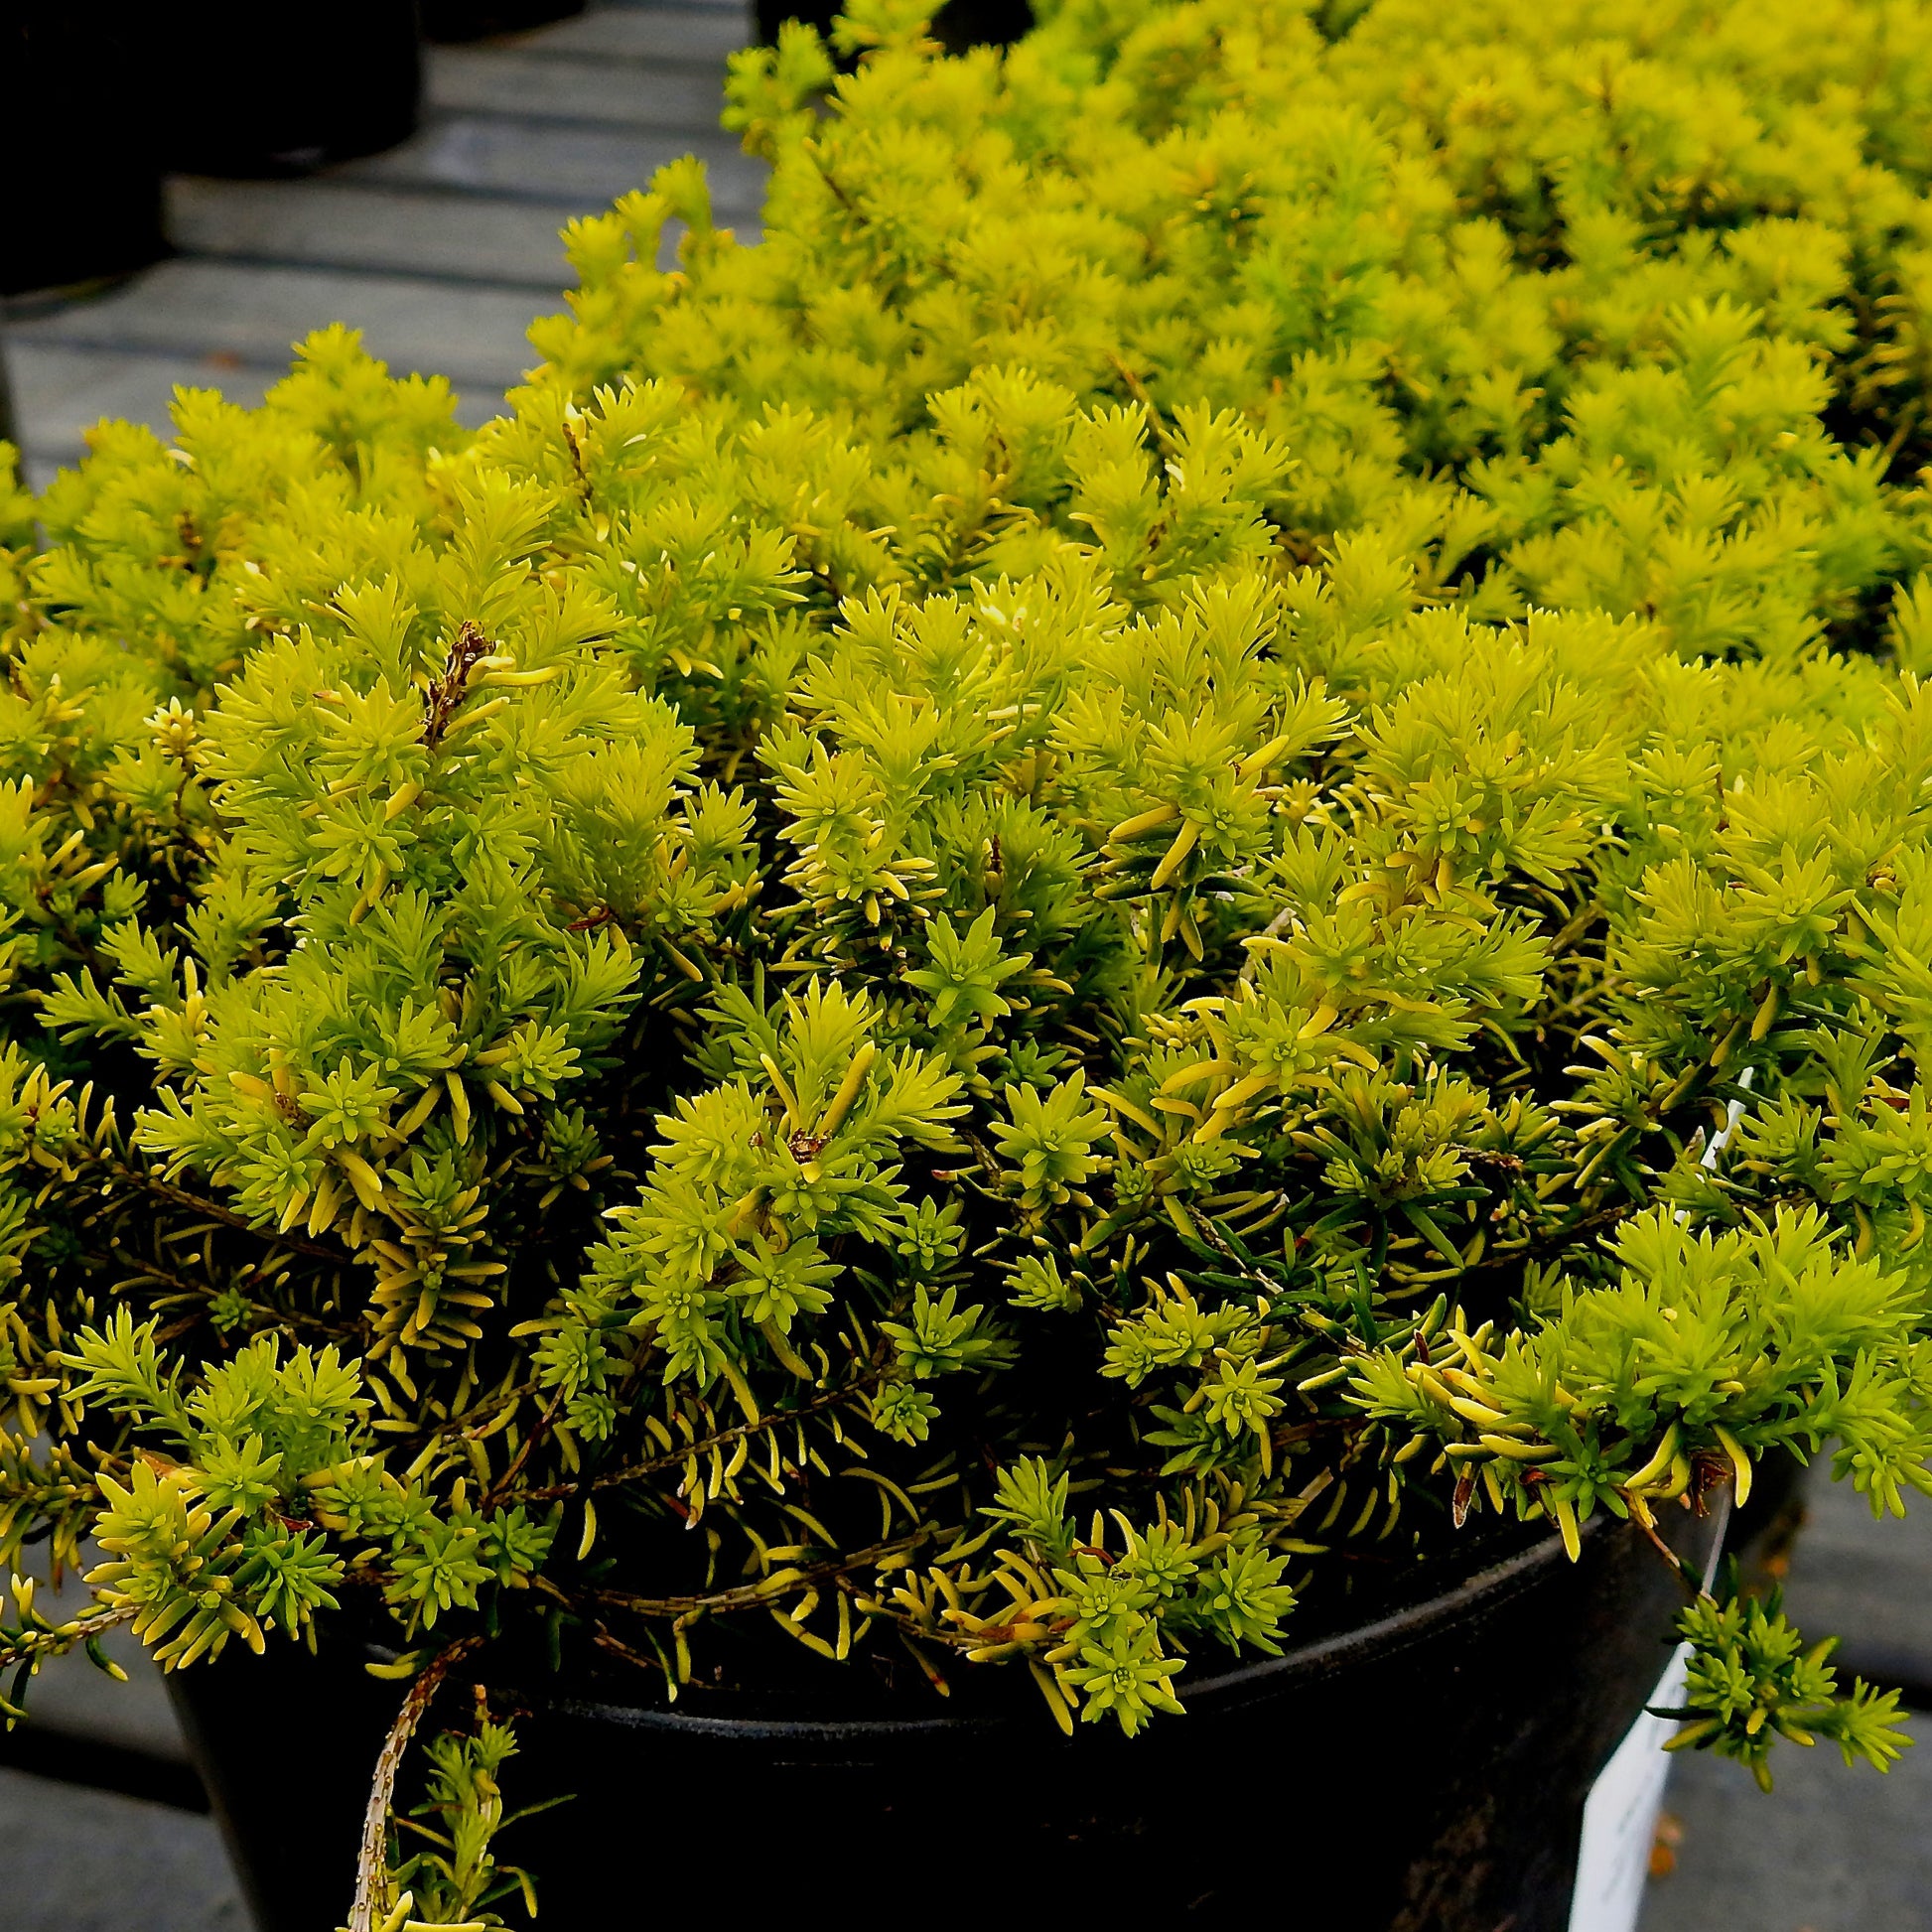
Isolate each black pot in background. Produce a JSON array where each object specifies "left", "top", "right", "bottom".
[
  {"left": 419, "top": 0, "right": 587, "bottom": 43},
  {"left": 172, "top": 1507, "right": 1722, "bottom": 1932},
  {"left": 156, "top": 2, "right": 422, "bottom": 178},
  {"left": 3, "top": 4, "right": 169, "bottom": 297},
  {"left": 755, "top": 0, "right": 1033, "bottom": 56}
]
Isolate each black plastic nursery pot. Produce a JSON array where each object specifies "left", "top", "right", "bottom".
[
  {"left": 155, "top": 2, "right": 422, "bottom": 178},
  {"left": 418, "top": 0, "right": 588, "bottom": 43},
  {"left": 171, "top": 1504, "right": 1724, "bottom": 1932},
  {"left": 4, "top": 5, "right": 169, "bottom": 297}
]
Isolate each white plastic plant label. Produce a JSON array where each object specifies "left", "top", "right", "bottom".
[{"left": 1566, "top": 1645, "right": 1690, "bottom": 1932}]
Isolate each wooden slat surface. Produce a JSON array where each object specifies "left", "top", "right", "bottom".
[
  {"left": 12, "top": 260, "right": 551, "bottom": 389},
  {"left": 336, "top": 114, "right": 762, "bottom": 211},
  {"left": 163, "top": 178, "right": 592, "bottom": 291},
  {"left": 4, "top": 0, "right": 756, "bottom": 487},
  {"left": 429, "top": 43, "right": 730, "bottom": 126},
  {"left": 512, "top": 2, "right": 754, "bottom": 63},
  {"left": 1, "top": 1769, "right": 244, "bottom": 1932}
]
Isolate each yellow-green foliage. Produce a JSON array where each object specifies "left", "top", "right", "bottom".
[
  {"left": 536, "top": 0, "right": 1932, "bottom": 662},
  {"left": 1, "top": 0, "right": 1929, "bottom": 1815}
]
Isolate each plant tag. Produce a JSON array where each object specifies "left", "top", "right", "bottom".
[{"left": 1566, "top": 1644, "right": 1689, "bottom": 1932}]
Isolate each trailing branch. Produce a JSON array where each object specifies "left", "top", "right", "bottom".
[{"left": 347, "top": 1635, "right": 483, "bottom": 1932}]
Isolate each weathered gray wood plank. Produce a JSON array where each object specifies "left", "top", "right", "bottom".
[
  {"left": 11, "top": 1638, "right": 189, "bottom": 1769},
  {"left": 167, "top": 178, "right": 587, "bottom": 291},
  {"left": 8, "top": 261, "right": 544, "bottom": 392},
  {"left": 428, "top": 45, "right": 729, "bottom": 129},
  {"left": 5, "top": 1554, "right": 187, "bottom": 1766},
  {"left": 7, "top": 2, "right": 759, "bottom": 477},
  {"left": 1639, "top": 1714, "right": 1931, "bottom": 1932},
  {"left": 6, "top": 343, "right": 274, "bottom": 468},
  {"left": 338, "top": 114, "right": 763, "bottom": 218},
  {"left": 515, "top": 3, "right": 751, "bottom": 64},
  {"left": 0, "top": 1766, "right": 244, "bottom": 1932},
  {"left": 1638, "top": 1460, "right": 1932, "bottom": 1931},
  {"left": 1780, "top": 1464, "right": 1932, "bottom": 1688},
  {"left": 11, "top": 341, "right": 505, "bottom": 487}
]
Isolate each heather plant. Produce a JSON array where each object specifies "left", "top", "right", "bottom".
[{"left": 4, "top": 0, "right": 1932, "bottom": 1919}]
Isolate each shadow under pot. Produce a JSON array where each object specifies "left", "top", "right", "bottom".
[
  {"left": 3, "top": 3, "right": 169, "bottom": 297},
  {"left": 156, "top": 0, "right": 422, "bottom": 178},
  {"left": 170, "top": 1505, "right": 1723, "bottom": 1932}
]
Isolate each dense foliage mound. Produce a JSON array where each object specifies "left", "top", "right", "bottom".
[{"left": 6, "top": 0, "right": 1932, "bottom": 1911}]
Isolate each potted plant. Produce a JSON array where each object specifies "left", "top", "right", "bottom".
[{"left": 5, "top": 0, "right": 1932, "bottom": 1926}]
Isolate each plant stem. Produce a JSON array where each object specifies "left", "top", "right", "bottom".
[
  {"left": 0, "top": 1601, "right": 136, "bottom": 1685},
  {"left": 98, "top": 1160, "right": 345, "bottom": 1264},
  {"left": 555, "top": 1531, "right": 932, "bottom": 1621},
  {"left": 347, "top": 1635, "right": 482, "bottom": 1932},
  {"left": 513, "top": 1371, "right": 883, "bottom": 1503}
]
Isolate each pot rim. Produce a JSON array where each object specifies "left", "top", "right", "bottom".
[{"left": 531, "top": 1513, "right": 1624, "bottom": 1743}]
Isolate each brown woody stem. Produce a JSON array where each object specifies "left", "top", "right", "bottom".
[{"left": 346, "top": 1634, "right": 483, "bottom": 1932}]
